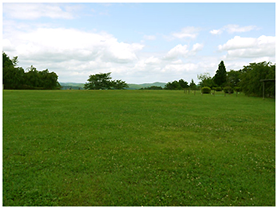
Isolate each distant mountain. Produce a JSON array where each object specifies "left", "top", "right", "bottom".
[
  {"left": 59, "top": 82, "right": 85, "bottom": 90},
  {"left": 59, "top": 82, "right": 167, "bottom": 90},
  {"left": 127, "top": 82, "right": 166, "bottom": 90}
]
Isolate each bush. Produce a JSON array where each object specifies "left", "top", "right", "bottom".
[
  {"left": 223, "top": 86, "right": 234, "bottom": 94},
  {"left": 214, "top": 87, "right": 222, "bottom": 91},
  {"left": 234, "top": 87, "right": 242, "bottom": 92},
  {"left": 201, "top": 86, "right": 211, "bottom": 94}
]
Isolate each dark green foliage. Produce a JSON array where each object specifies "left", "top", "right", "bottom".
[
  {"left": 223, "top": 86, "right": 234, "bottom": 94},
  {"left": 3, "top": 52, "right": 24, "bottom": 89},
  {"left": 201, "top": 86, "right": 211, "bottom": 94},
  {"left": 84, "top": 72, "right": 128, "bottom": 90},
  {"left": 164, "top": 79, "right": 191, "bottom": 90},
  {"left": 140, "top": 86, "right": 163, "bottom": 90},
  {"left": 112, "top": 79, "right": 129, "bottom": 89},
  {"left": 2, "top": 52, "right": 61, "bottom": 90},
  {"left": 197, "top": 73, "right": 216, "bottom": 88},
  {"left": 239, "top": 62, "right": 275, "bottom": 97},
  {"left": 213, "top": 87, "right": 222, "bottom": 91},
  {"left": 178, "top": 79, "right": 188, "bottom": 89},
  {"left": 214, "top": 61, "right": 227, "bottom": 87},
  {"left": 189, "top": 79, "right": 197, "bottom": 90},
  {"left": 84, "top": 72, "right": 112, "bottom": 90},
  {"left": 226, "top": 70, "right": 241, "bottom": 88},
  {"left": 164, "top": 80, "right": 182, "bottom": 90},
  {"left": 234, "top": 87, "right": 242, "bottom": 92}
]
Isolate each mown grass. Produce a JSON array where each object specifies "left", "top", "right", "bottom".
[{"left": 3, "top": 90, "right": 275, "bottom": 206}]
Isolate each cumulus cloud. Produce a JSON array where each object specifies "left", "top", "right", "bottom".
[
  {"left": 192, "top": 43, "right": 204, "bottom": 52},
  {"left": 210, "top": 24, "right": 258, "bottom": 35},
  {"left": 171, "top": 27, "right": 201, "bottom": 39},
  {"left": 3, "top": 27, "right": 144, "bottom": 63},
  {"left": 218, "top": 36, "right": 256, "bottom": 50},
  {"left": 2, "top": 27, "right": 145, "bottom": 82},
  {"left": 163, "top": 43, "right": 203, "bottom": 60},
  {"left": 3, "top": 3, "right": 78, "bottom": 19},
  {"left": 218, "top": 35, "right": 275, "bottom": 60},
  {"left": 164, "top": 44, "right": 189, "bottom": 60}
]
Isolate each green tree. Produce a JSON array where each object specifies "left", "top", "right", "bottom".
[
  {"left": 164, "top": 80, "right": 181, "bottom": 90},
  {"left": 3, "top": 52, "right": 24, "bottom": 89},
  {"left": 214, "top": 61, "right": 227, "bottom": 87},
  {"left": 84, "top": 72, "right": 128, "bottom": 90},
  {"left": 11, "top": 56, "right": 19, "bottom": 66},
  {"left": 25, "top": 65, "right": 40, "bottom": 88},
  {"left": 197, "top": 73, "right": 215, "bottom": 88},
  {"left": 239, "top": 61, "right": 275, "bottom": 97},
  {"left": 178, "top": 79, "right": 188, "bottom": 89},
  {"left": 3, "top": 52, "right": 61, "bottom": 90},
  {"left": 226, "top": 70, "right": 241, "bottom": 88},
  {"left": 189, "top": 79, "right": 197, "bottom": 90},
  {"left": 39, "top": 70, "right": 60, "bottom": 89},
  {"left": 84, "top": 72, "right": 112, "bottom": 90},
  {"left": 112, "top": 79, "right": 129, "bottom": 89},
  {"left": 140, "top": 86, "right": 162, "bottom": 90}
]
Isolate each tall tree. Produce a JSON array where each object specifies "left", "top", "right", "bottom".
[
  {"left": 25, "top": 65, "right": 40, "bottom": 87},
  {"left": 214, "top": 61, "right": 227, "bottom": 87},
  {"left": 3, "top": 52, "right": 24, "bottom": 89},
  {"left": 189, "top": 79, "right": 197, "bottom": 90}
]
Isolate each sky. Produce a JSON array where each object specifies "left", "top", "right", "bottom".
[{"left": 2, "top": 2, "right": 276, "bottom": 84}]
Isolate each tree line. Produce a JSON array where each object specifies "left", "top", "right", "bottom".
[
  {"left": 147, "top": 60, "right": 275, "bottom": 98},
  {"left": 196, "top": 60, "right": 275, "bottom": 97},
  {"left": 164, "top": 79, "right": 197, "bottom": 90},
  {"left": 3, "top": 52, "right": 275, "bottom": 97},
  {"left": 3, "top": 52, "right": 61, "bottom": 90}
]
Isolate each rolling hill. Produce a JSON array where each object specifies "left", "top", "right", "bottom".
[{"left": 59, "top": 82, "right": 167, "bottom": 90}]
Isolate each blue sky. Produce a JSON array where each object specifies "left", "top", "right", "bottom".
[{"left": 2, "top": 2, "right": 276, "bottom": 84}]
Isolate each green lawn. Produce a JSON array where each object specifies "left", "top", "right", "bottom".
[{"left": 3, "top": 90, "right": 275, "bottom": 206}]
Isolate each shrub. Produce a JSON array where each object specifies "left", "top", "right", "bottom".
[
  {"left": 201, "top": 86, "right": 211, "bottom": 94},
  {"left": 215, "top": 87, "right": 222, "bottom": 91},
  {"left": 223, "top": 86, "right": 234, "bottom": 94},
  {"left": 234, "top": 87, "right": 242, "bottom": 92}
]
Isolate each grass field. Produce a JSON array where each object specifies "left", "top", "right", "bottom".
[{"left": 3, "top": 90, "right": 275, "bottom": 206}]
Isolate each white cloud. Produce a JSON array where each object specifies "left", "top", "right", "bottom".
[
  {"left": 2, "top": 27, "right": 145, "bottom": 82},
  {"left": 218, "top": 35, "right": 275, "bottom": 60},
  {"left": 143, "top": 35, "right": 156, "bottom": 40},
  {"left": 218, "top": 36, "right": 256, "bottom": 50},
  {"left": 192, "top": 43, "right": 204, "bottom": 52},
  {"left": 171, "top": 27, "right": 201, "bottom": 39},
  {"left": 225, "top": 24, "right": 258, "bottom": 33},
  {"left": 210, "top": 29, "right": 222, "bottom": 35},
  {"left": 3, "top": 27, "right": 144, "bottom": 63},
  {"left": 163, "top": 43, "right": 203, "bottom": 60},
  {"left": 3, "top": 3, "right": 77, "bottom": 19},
  {"left": 164, "top": 44, "right": 189, "bottom": 60},
  {"left": 210, "top": 24, "right": 258, "bottom": 35},
  {"left": 145, "top": 56, "right": 160, "bottom": 64}
]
